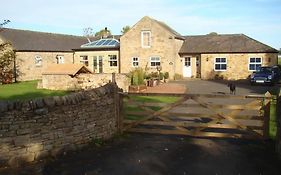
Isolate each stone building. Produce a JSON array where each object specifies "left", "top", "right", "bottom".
[
  {"left": 0, "top": 16, "right": 279, "bottom": 81},
  {"left": 120, "top": 16, "right": 185, "bottom": 79},
  {"left": 179, "top": 34, "right": 278, "bottom": 79},
  {"left": 121, "top": 16, "right": 278, "bottom": 80},
  {"left": 73, "top": 36, "right": 121, "bottom": 73},
  {"left": 0, "top": 28, "right": 87, "bottom": 81}
]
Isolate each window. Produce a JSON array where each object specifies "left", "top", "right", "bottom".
[
  {"left": 80, "top": 56, "right": 89, "bottom": 66},
  {"left": 141, "top": 31, "right": 151, "bottom": 48},
  {"left": 184, "top": 57, "right": 191, "bottom": 66},
  {"left": 132, "top": 57, "right": 139, "bottom": 67},
  {"left": 150, "top": 57, "right": 160, "bottom": 67},
  {"left": 35, "top": 55, "right": 42, "bottom": 67},
  {"left": 214, "top": 58, "right": 227, "bottom": 71},
  {"left": 109, "top": 55, "right": 117, "bottom": 67},
  {"left": 56, "top": 55, "right": 64, "bottom": 64},
  {"left": 249, "top": 57, "right": 262, "bottom": 71}
]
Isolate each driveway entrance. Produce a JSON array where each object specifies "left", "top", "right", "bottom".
[{"left": 124, "top": 93, "right": 271, "bottom": 140}]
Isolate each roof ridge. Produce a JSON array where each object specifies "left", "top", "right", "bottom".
[
  {"left": 185, "top": 33, "right": 244, "bottom": 37},
  {"left": 2, "top": 27, "right": 85, "bottom": 38}
]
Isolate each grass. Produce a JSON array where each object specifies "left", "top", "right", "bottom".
[
  {"left": 128, "top": 95, "right": 179, "bottom": 104},
  {"left": 124, "top": 95, "right": 180, "bottom": 121},
  {"left": 0, "top": 80, "right": 69, "bottom": 101}
]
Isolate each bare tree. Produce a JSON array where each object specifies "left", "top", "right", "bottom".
[{"left": 83, "top": 27, "right": 94, "bottom": 43}]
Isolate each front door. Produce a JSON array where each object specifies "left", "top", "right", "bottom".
[{"left": 183, "top": 57, "right": 192, "bottom": 77}]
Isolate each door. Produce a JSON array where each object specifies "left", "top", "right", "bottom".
[
  {"left": 183, "top": 57, "right": 192, "bottom": 77},
  {"left": 93, "top": 56, "right": 103, "bottom": 73}
]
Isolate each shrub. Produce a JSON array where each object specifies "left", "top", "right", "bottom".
[
  {"left": 164, "top": 72, "right": 169, "bottom": 79},
  {"left": 159, "top": 72, "right": 164, "bottom": 80},
  {"left": 130, "top": 68, "right": 145, "bottom": 86}
]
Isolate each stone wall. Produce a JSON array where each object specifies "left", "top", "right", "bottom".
[
  {"left": 42, "top": 73, "right": 130, "bottom": 92},
  {"left": 0, "top": 83, "right": 120, "bottom": 167},
  {"left": 76, "top": 73, "right": 130, "bottom": 92}
]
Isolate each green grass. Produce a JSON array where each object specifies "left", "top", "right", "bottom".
[
  {"left": 129, "top": 95, "right": 179, "bottom": 104},
  {"left": 0, "top": 81, "right": 69, "bottom": 101},
  {"left": 124, "top": 95, "right": 180, "bottom": 121}
]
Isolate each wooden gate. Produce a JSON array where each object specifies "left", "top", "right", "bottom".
[{"left": 122, "top": 93, "right": 272, "bottom": 140}]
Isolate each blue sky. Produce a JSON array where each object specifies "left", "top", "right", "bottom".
[{"left": 1, "top": 0, "right": 281, "bottom": 49}]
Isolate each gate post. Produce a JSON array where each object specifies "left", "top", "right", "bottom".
[
  {"left": 112, "top": 73, "right": 123, "bottom": 134},
  {"left": 276, "top": 90, "right": 281, "bottom": 158},
  {"left": 263, "top": 92, "right": 271, "bottom": 139}
]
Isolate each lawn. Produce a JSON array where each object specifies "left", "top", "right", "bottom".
[
  {"left": 0, "top": 81, "right": 69, "bottom": 101},
  {"left": 124, "top": 95, "right": 180, "bottom": 121}
]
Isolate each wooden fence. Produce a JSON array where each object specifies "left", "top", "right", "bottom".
[{"left": 120, "top": 92, "right": 272, "bottom": 140}]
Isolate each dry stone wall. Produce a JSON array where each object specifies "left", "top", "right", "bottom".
[
  {"left": 42, "top": 73, "right": 130, "bottom": 92},
  {"left": 0, "top": 83, "right": 119, "bottom": 167}
]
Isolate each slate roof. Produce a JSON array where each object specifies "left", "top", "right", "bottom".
[
  {"left": 42, "top": 64, "right": 92, "bottom": 75},
  {"left": 179, "top": 34, "right": 278, "bottom": 54},
  {"left": 0, "top": 28, "right": 88, "bottom": 52}
]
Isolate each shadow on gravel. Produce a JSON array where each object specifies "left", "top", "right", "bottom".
[{"left": 1, "top": 133, "right": 280, "bottom": 175}]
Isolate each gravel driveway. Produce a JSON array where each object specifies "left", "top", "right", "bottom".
[{"left": 173, "top": 79, "right": 280, "bottom": 95}]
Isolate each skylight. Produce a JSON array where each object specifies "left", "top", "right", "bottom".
[{"left": 81, "top": 38, "right": 119, "bottom": 48}]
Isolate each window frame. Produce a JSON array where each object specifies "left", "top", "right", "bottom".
[
  {"left": 35, "top": 55, "right": 42, "bottom": 67},
  {"left": 150, "top": 56, "right": 161, "bottom": 67},
  {"left": 214, "top": 57, "right": 227, "bottom": 71},
  {"left": 248, "top": 57, "right": 262, "bottom": 71},
  {"left": 132, "top": 57, "right": 139, "bottom": 67},
  {"left": 141, "top": 31, "right": 151, "bottom": 48},
  {"left": 108, "top": 55, "right": 118, "bottom": 67},
  {"left": 80, "top": 55, "right": 89, "bottom": 66},
  {"left": 56, "top": 55, "right": 64, "bottom": 64}
]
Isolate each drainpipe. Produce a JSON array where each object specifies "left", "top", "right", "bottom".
[{"left": 13, "top": 53, "right": 17, "bottom": 83}]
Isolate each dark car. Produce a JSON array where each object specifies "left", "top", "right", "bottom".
[{"left": 250, "top": 66, "right": 281, "bottom": 85}]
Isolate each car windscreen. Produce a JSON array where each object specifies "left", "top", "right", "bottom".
[{"left": 256, "top": 67, "right": 272, "bottom": 73}]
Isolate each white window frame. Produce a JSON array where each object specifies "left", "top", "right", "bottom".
[
  {"left": 80, "top": 55, "right": 89, "bottom": 66},
  {"left": 132, "top": 57, "right": 139, "bottom": 67},
  {"left": 248, "top": 57, "right": 262, "bottom": 71},
  {"left": 56, "top": 55, "right": 64, "bottom": 64},
  {"left": 35, "top": 55, "right": 42, "bottom": 67},
  {"left": 214, "top": 57, "right": 227, "bottom": 71},
  {"left": 150, "top": 56, "right": 161, "bottom": 67},
  {"left": 109, "top": 55, "right": 118, "bottom": 67},
  {"left": 141, "top": 31, "right": 151, "bottom": 48}
]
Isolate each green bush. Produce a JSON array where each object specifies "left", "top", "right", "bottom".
[
  {"left": 159, "top": 72, "right": 164, "bottom": 80},
  {"left": 164, "top": 72, "right": 169, "bottom": 79},
  {"left": 130, "top": 68, "right": 145, "bottom": 86}
]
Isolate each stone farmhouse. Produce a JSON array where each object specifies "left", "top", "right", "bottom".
[{"left": 0, "top": 16, "right": 278, "bottom": 81}]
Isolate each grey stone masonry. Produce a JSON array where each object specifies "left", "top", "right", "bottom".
[{"left": 0, "top": 83, "right": 120, "bottom": 167}]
